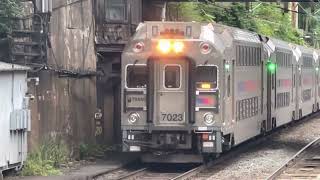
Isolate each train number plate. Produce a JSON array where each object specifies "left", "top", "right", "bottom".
[{"left": 161, "top": 113, "right": 184, "bottom": 122}]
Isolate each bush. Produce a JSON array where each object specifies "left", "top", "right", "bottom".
[{"left": 21, "top": 138, "right": 68, "bottom": 176}]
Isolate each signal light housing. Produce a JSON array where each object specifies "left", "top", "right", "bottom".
[
  {"left": 200, "top": 43, "right": 212, "bottom": 54},
  {"left": 133, "top": 42, "right": 144, "bottom": 53}
]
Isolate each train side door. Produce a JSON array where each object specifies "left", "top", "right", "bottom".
[
  {"left": 266, "top": 60, "right": 276, "bottom": 131},
  {"left": 314, "top": 64, "right": 318, "bottom": 112},
  {"left": 295, "top": 64, "right": 301, "bottom": 120},
  {"left": 154, "top": 59, "right": 189, "bottom": 126}
]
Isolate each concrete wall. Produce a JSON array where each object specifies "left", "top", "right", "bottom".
[{"left": 28, "top": 0, "right": 97, "bottom": 154}]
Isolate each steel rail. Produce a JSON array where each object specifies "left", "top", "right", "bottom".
[
  {"left": 266, "top": 136, "right": 320, "bottom": 180},
  {"left": 170, "top": 164, "right": 206, "bottom": 180},
  {"left": 91, "top": 161, "right": 147, "bottom": 180},
  {"left": 116, "top": 168, "right": 149, "bottom": 180}
]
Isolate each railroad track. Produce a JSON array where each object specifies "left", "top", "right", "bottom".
[
  {"left": 267, "top": 136, "right": 320, "bottom": 180},
  {"left": 95, "top": 112, "right": 320, "bottom": 180},
  {"left": 93, "top": 162, "right": 200, "bottom": 180},
  {"left": 174, "top": 112, "right": 320, "bottom": 180},
  {"left": 116, "top": 164, "right": 199, "bottom": 180},
  {"left": 92, "top": 161, "right": 147, "bottom": 180}
]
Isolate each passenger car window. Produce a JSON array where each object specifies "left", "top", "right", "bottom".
[
  {"left": 165, "top": 65, "right": 181, "bottom": 89},
  {"left": 196, "top": 66, "right": 218, "bottom": 89},
  {"left": 126, "top": 65, "right": 147, "bottom": 88}
]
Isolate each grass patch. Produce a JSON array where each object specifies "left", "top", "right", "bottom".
[
  {"left": 79, "top": 143, "right": 112, "bottom": 160},
  {"left": 21, "top": 138, "right": 68, "bottom": 176}
]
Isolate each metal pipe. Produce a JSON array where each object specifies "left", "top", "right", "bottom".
[{"left": 161, "top": 2, "right": 167, "bottom": 22}]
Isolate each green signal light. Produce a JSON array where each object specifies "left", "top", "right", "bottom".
[
  {"left": 316, "top": 67, "right": 319, "bottom": 71},
  {"left": 267, "top": 62, "right": 277, "bottom": 73},
  {"left": 225, "top": 64, "right": 230, "bottom": 70}
]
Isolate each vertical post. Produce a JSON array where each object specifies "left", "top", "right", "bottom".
[
  {"left": 128, "top": 3, "right": 132, "bottom": 35},
  {"left": 161, "top": 2, "right": 167, "bottom": 22},
  {"left": 291, "top": 2, "right": 298, "bottom": 28}
]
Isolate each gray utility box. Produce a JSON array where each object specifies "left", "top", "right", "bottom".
[{"left": 0, "top": 62, "right": 30, "bottom": 174}]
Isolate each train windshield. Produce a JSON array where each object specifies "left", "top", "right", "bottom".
[
  {"left": 196, "top": 66, "right": 218, "bottom": 89},
  {"left": 164, "top": 65, "right": 181, "bottom": 89},
  {"left": 126, "top": 65, "right": 147, "bottom": 88}
]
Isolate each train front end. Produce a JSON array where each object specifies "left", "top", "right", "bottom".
[{"left": 121, "top": 22, "right": 224, "bottom": 163}]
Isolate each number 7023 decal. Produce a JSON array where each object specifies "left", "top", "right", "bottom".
[{"left": 161, "top": 113, "right": 184, "bottom": 121}]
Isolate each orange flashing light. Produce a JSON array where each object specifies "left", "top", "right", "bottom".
[
  {"left": 156, "top": 40, "right": 184, "bottom": 54},
  {"left": 201, "top": 83, "right": 211, "bottom": 89}
]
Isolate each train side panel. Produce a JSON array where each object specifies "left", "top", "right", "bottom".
[
  {"left": 274, "top": 48, "right": 295, "bottom": 126},
  {"left": 298, "top": 46, "right": 316, "bottom": 118},
  {"left": 233, "top": 42, "right": 263, "bottom": 145}
]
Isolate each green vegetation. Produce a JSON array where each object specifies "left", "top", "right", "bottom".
[
  {"left": 0, "top": 0, "right": 21, "bottom": 36},
  {"left": 21, "top": 138, "right": 68, "bottom": 176},
  {"left": 79, "top": 143, "right": 111, "bottom": 160},
  {"left": 251, "top": 3, "right": 304, "bottom": 45},
  {"left": 169, "top": 2, "right": 305, "bottom": 45}
]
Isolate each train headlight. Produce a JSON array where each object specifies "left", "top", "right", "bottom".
[
  {"left": 203, "top": 112, "right": 215, "bottom": 125},
  {"left": 128, "top": 112, "right": 140, "bottom": 124},
  {"left": 157, "top": 39, "right": 171, "bottom": 54},
  {"left": 173, "top": 41, "right": 184, "bottom": 53}
]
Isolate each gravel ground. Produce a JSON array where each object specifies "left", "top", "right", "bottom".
[{"left": 203, "top": 115, "right": 320, "bottom": 180}]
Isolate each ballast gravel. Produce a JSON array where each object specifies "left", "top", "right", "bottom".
[{"left": 205, "top": 116, "right": 320, "bottom": 180}]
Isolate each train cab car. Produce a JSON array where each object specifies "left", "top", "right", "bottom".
[
  {"left": 121, "top": 22, "right": 225, "bottom": 163},
  {"left": 121, "top": 21, "right": 319, "bottom": 163},
  {"left": 296, "top": 46, "right": 317, "bottom": 118},
  {"left": 263, "top": 38, "right": 296, "bottom": 128}
]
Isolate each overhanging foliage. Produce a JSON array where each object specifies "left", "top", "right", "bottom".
[
  {"left": 168, "top": 2, "right": 305, "bottom": 45},
  {"left": 0, "top": 0, "right": 21, "bottom": 36}
]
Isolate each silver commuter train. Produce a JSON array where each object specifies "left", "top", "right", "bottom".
[{"left": 121, "top": 21, "right": 319, "bottom": 163}]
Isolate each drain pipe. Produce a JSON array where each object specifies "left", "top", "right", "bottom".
[{"left": 161, "top": 1, "right": 167, "bottom": 22}]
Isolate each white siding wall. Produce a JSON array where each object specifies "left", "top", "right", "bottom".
[{"left": 0, "top": 71, "right": 28, "bottom": 170}]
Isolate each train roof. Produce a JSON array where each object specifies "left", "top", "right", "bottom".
[
  {"left": 212, "top": 23, "right": 261, "bottom": 44},
  {"left": 297, "top": 45, "right": 315, "bottom": 56},
  {"left": 269, "top": 38, "right": 292, "bottom": 52}
]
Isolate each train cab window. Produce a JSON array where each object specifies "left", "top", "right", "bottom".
[
  {"left": 196, "top": 66, "right": 218, "bottom": 89},
  {"left": 164, "top": 65, "right": 181, "bottom": 89},
  {"left": 105, "top": 0, "right": 127, "bottom": 22},
  {"left": 126, "top": 65, "right": 147, "bottom": 88}
]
